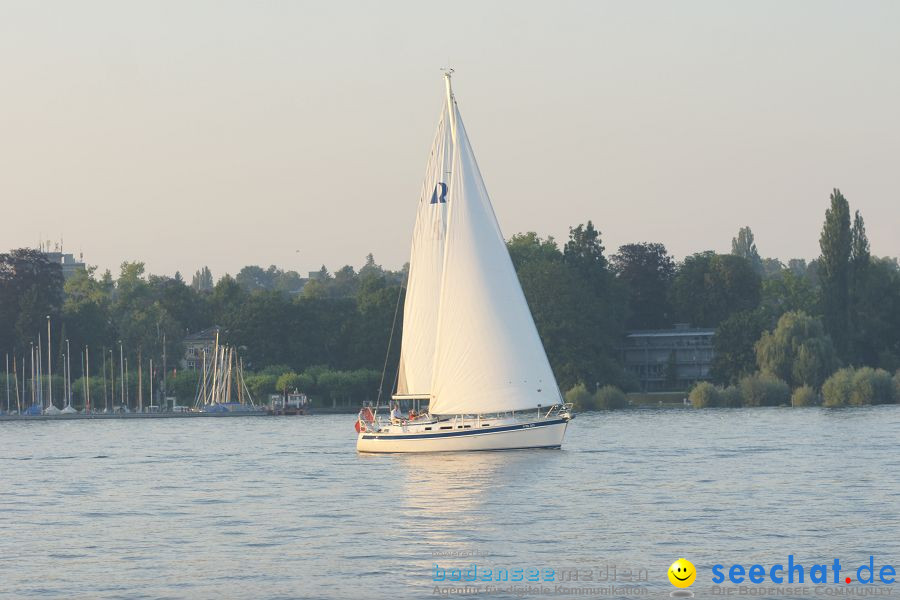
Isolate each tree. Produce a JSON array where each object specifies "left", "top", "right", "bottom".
[
  {"left": 563, "top": 221, "right": 607, "bottom": 275},
  {"left": 191, "top": 266, "right": 214, "bottom": 292},
  {"left": 276, "top": 371, "right": 303, "bottom": 395},
  {"left": 594, "top": 385, "right": 627, "bottom": 409},
  {"left": 235, "top": 265, "right": 276, "bottom": 292},
  {"left": 564, "top": 383, "right": 593, "bottom": 410},
  {"left": 610, "top": 242, "right": 676, "bottom": 329},
  {"left": 850, "top": 258, "right": 900, "bottom": 370},
  {"left": 689, "top": 381, "right": 721, "bottom": 408},
  {"left": 731, "top": 226, "right": 763, "bottom": 274},
  {"left": 669, "top": 252, "right": 761, "bottom": 327},
  {"left": 755, "top": 311, "right": 839, "bottom": 389},
  {"left": 819, "top": 188, "right": 852, "bottom": 358},
  {"left": 760, "top": 268, "right": 819, "bottom": 322},
  {"left": 738, "top": 373, "right": 790, "bottom": 407},
  {"left": 710, "top": 309, "right": 768, "bottom": 385},
  {"left": 508, "top": 231, "right": 627, "bottom": 391},
  {"left": 0, "top": 249, "right": 64, "bottom": 351}
]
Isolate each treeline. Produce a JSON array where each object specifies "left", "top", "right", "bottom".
[
  {"left": 0, "top": 252, "right": 404, "bottom": 406},
  {"left": 1, "top": 188, "right": 899, "bottom": 409}
]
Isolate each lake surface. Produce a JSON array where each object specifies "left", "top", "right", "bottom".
[{"left": 2, "top": 407, "right": 899, "bottom": 599}]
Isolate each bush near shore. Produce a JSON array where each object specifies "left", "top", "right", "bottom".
[
  {"left": 684, "top": 367, "right": 900, "bottom": 408},
  {"left": 564, "top": 367, "right": 900, "bottom": 411},
  {"left": 564, "top": 383, "right": 627, "bottom": 411}
]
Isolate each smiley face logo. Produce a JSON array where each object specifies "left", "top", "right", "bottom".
[{"left": 668, "top": 558, "right": 696, "bottom": 588}]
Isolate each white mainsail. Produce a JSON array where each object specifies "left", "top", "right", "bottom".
[
  {"left": 428, "top": 77, "right": 562, "bottom": 416},
  {"left": 395, "top": 97, "right": 452, "bottom": 397}
]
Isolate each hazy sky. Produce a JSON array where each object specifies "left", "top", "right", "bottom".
[{"left": 1, "top": 1, "right": 898, "bottom": 279}]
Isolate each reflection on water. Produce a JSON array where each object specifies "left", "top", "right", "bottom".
[{"left": 3, "top": 407, "right": 900, "bottom": 599}]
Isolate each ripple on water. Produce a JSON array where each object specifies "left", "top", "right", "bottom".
[{"left": 2, "top": 408, "right": 900, "bottom": 599}]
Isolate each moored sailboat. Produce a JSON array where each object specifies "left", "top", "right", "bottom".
[{"left": 356, "top": 72, "right": 572, "bottom": 453}]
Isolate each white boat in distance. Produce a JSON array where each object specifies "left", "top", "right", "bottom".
[{"left": 356, "top": 71, "right": 572, "bottom": 453}]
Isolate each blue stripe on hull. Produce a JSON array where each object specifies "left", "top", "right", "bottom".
[{"left": 360, "top": 418, "right": 567, "bottom": 441}]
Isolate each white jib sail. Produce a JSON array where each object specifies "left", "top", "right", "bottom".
[
  {"left": 395, "top": 97, "right": 452, "bottom": 397},
  {"left": 429, "top": 83, "right": 562, "bottom": 416}
]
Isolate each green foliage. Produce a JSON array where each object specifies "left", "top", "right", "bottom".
[
  {"left": 819, "top": 189, "right": 852, "bottom": 358},
  {"left": 821, "top": 367, "right": 895, "bottom": 407},
  {"left": 610, "top": 242, "right": 675, "bottom": 329},
  {"left": 720, "top": 385, "right": 743, "bottom": 407},
  {"left": 689, "top": 381, "right": 720, "bottom": 408},
  {"left": 791, "top": 385, "right": 818, "bottom": 407},
  {"left": 822, "top": 368, "right": 854, "bottom": 407},
  {"left": 244, "top": 373, "right": 278, "bottom": 401},
  {"left": 167, "top": 370, "right": 200, "bottom": 403},
  {"left": 191, "top": 266, "right": 214, "bottom": 292},
  {"left": 755, "top": 311, "right": 838, "bottom": 389},
  {"left": 738, "top": 373, "right": 790, "bottom": 407},
  {"left": 731, "top": 226, "right": 763, "bottom": 274},
  {"left": 594, "top": 385, "right": 627, "bottom": 409},
  {"left": 850, "top": 367, "right": 895, "bottom": 405},
  {"left": 849, "top": 257, "right": 900, "bottom": 370},
  {"left": 894, "top": 371, "right": 900, "bottom": 402},
  {"left": 711, "top": 309, "right": 768, "bottom": 385},
  {"left": 0, "top": 249, "right": 64, "bottom": 352},
  {"left": 761, "top": 268, "right": 819, "bottom": 320},
  {"left": 276, "top": 371, "right": 303, "bottom": 394},
  {"left": 670, "top": 252, "right": 761, "bottom": 327},
  {"left": 564, "top": 383, "right": 593, "bottom": 411},
  {"left": 508, "top": 230, "right": 628, "bottom": 391},
  {"left": 235, "top": 265, "right": 305, "bottom": 293}
]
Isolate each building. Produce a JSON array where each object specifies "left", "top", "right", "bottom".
[
  {"left": 182, "top": 326, "right": 219, "bottom": 370},
  {"left": 44, "top": 252, "right": 86, "bottom": 280},
  {"left": 622, "top": 324, "right": 715, "bottom": 392}
]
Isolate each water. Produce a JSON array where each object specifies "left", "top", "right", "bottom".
[{"left": 2, "top": 407, "right": 900, "bottom": 599}]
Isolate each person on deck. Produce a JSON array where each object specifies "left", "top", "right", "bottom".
[{"left": 390, "top": 404, "right": 403, "bottom": 424}]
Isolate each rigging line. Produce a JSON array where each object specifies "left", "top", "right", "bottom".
[{"left": 377, "top": 280, "right": 405, "bottom": 406}]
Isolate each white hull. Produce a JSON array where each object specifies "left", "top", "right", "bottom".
[{"left": 356, "top": 417, "right": 568, "bottom": 453}]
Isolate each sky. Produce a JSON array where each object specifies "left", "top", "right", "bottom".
[{"left": 1, "top": 0, "right": 898, "bottom": 279}]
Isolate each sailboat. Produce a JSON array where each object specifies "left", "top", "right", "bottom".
[
  {"left": 194, "top": 331, "right": 258, "bottom": 413},
  {"left": 356, "top": 71, "right": 572, "bottom": 453}
]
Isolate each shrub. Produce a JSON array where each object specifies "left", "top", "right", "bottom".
[
  {"left": 822, "top": 368, "right": 854, "bottom": 407},
  {"left": 594, "top": 385, "right": 627, "bottom": 410},
  {"left": 791, "top": 385, "right": 817, "bottom": 407},
  {"left": 244, "top": 374, "right": 278, "bottom": 402},
  {"left": 850, "top": 367, "right": 895, "bottom": 405},
  {"left": 739, "top": 373, "right": 790, "bottom": 407},
  {"left": 689, "top": 382, "right": 720, "bottom": 408},
  {"left": 895, "top": 370, "right": 900, "bottom": 403},
  {"left": 565, "top": 383, "right": 594, "bottom": 411},
  {"left": 720, "top": 385, "right": 743, "bottom": 407}
]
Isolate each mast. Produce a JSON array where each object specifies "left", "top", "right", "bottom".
[
  {"left": 5, "top": 353, "right": 9, "bottom": 413},
  {"left": 37, "top": 335, "right": 43, "bottom": 409},
  {"left": 137, "top": 348, "right": 143, "bottom": 412},
  {"left": 211, "top": 330, "right": 220, "bottom": 405},
  {"left": 110, "top": 349, "right": 115, "bottom": 409},
  {"left": 102, "top": 347, "right": 108, "bottom": 412},
  {"left": 66, "top": 339, "right": 72, "bottom": 407},
  {"left": 46, "top": 316, "right": 52, "bottom": 409},
  {"left": 86, "top": 346, "right": 91, "bottom": 412},
  {"left": 30, "top": 342, "right": 34, "bottom": 407},
  {"left": 162, "top": 334, "right": 167, "bottom": 409},
  {"left": 201, "top": 347, "right": 207, "bottom": 406},
  {"left": 14, "top": 356, "right": 21, "bottom": 413},
  {"left": 81, "top": 350, "right": 87, "bottom": 410},
  {"left": 119, "top": 341, "right": 124, "bottom": 409},
  {"left": 443, "top": 67, "right": 456, "bottom": 141}
]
